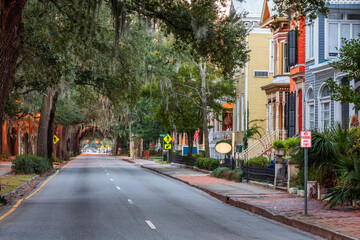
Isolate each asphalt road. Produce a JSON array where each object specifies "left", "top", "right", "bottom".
[{"left": 0, "top": 155, "right": 319, "bottom": 240}]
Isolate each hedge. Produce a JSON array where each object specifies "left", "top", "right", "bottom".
[
  {"left": 12, "top": 155, "right": 52, "bottom": 174},
  {"left": 195, "top": 157, "right": 219, "bottom": 171},
  {"left": 211, "top": 167, "right": 243, "bottom": 182},
  {"left": 246, "top": 156, "right": 271, "bottom": 167}
]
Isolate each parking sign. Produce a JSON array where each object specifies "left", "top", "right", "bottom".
[{"left": 300, "top": 131, "right": 312, "bottom": 148}]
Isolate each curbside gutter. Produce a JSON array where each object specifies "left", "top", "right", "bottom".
[
  {"left": 1, "top": 175, "right": 40, "bottom": 202},
  {"left": 141, "top": 165, "right": 357, "bottom": 240}
]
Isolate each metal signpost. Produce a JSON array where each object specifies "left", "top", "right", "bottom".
[
  {"left": 160, "top": 134, "right": 167, "bottom": 163},
  {"left": 300, "top": 131, "right": 312, "bottom": 215}
]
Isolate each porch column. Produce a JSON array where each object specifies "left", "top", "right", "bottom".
[
  {"left": 275, "top": 101, "right": 280, "bottom": 139},
  {"left": 266, "top": 103, "right": 269, "bottom": 132}
]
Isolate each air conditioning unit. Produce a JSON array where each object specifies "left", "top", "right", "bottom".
[{"left": 253, "top": 71, "right": 269, "bottom": 77}]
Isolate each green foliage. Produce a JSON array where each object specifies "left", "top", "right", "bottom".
[
  {"left": 247, "top": 157, "right": 271, "bottom": 168},
  {"left": 326, "top": 34, "right": 360, "bottom": 110},
  {"left": 211, "top": 167, "right": 243, "bottom": 182},
  {"left": 324, "top": 156, "right": 360, "bottom": 209},
  {"left": 272, "top": 0, "right": 329, "bottom": 22},
  {"left": 272, "top": 139, "right": 287, "bottom": 149},
  {"left": 226, "top": 169, "right": 243, "bottom": 182},
  {"left": 243, "top": 119, "right": 264, "bottom": 150},
  {"left": 291, "top": 123, "right": 354, "bottom": 185},
  {"left": 51, "top": 153, "right": 63, "bottom": 164},
  {"left": 211, "top": 167, "right": 229, "bottom": 178},
  {"left": 285, "top": 137, "right": 299, "bottom": 149},
  {"left": 195, "top": 157, "right": 219, "bottom": 170},
  {"left": 12, "top": 155, "right": 52, "bottom": 174},
  {"left": 193, "top": 153, "right": 205, "bottom": 159}
]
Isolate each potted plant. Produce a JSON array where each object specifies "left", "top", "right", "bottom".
[{"left": 272, "top": 139, "right": 287, "bottom": 158}]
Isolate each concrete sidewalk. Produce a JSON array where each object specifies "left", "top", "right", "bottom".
[
  {"left": 118, "top": 157, "right": 359, "bottom": 240},
  {"left": 0, "top": 162, "right": 12, "bottom": 176}
]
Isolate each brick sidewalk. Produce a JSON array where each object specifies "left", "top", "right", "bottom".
[
  {"left": 142, "top": 164, "right": 359, "bottom": 240},
  {"left": 180, "top": 174, "right": 360, "bottom": 239}
]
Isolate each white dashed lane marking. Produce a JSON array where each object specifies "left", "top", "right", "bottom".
[
  {"left": 116, "top": 186, "right": 121, "bottom": 190},
  {"left": 106, "top": 173, "right": 109, "bottom": 176},
  {"left": 128, "top": 199, "right": 134, "bottom": 205},
  {"left": 110, "top": 178, "right": 114, "bottom": 182},
  {"left": 145, "top": 220, "right": 156, "bottom": 230}
]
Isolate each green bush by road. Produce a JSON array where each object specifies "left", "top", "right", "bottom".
[
  {"left": 12, "top": 155, "right": 52, "bottom": 174},
  {"left": 195, "top": 157, "right": 219, "bottom": 171}
]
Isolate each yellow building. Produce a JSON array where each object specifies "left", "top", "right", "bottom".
[{"left": 232, "top": 0, "right": 274, "bottom": 150}]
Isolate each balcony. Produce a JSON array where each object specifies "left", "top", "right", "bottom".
[{"left": 209, "top": 131, "right": 233, "bottom": 142}]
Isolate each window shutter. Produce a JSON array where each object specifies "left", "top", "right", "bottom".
[{"left": 287, "top": 30, "right": 297, "bottom": 67}]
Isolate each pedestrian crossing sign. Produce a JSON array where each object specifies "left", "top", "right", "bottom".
[
  {"left": 164, "top": 144, "right": 171, "bottom": 150},
  {"left": 53, "top": 135, "right": 60, "bottom": 144}
]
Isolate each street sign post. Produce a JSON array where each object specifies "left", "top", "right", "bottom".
[
  {"left": 301, "top": 131, "right": 312, "bottom": 215},
  {"left": 53, "top": 135, "right": 60, "bottom": 144}
]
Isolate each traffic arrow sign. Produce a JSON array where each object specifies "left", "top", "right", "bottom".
[
  {"left": 53, "top": 135, "right": 60, "bottom": 144},
  {"left": 164, "top": 134, "right": 172, "bottom": 144},
  {"left": 164, "top": 144, "right": 171, "bottom": 150}
]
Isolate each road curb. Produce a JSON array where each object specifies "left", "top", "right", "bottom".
[
  {"left": 0, "top": 175, "right": 40, "bottom": 202},
  {"left": 141, "top": 165, "right": 357, "bottom": 240}
]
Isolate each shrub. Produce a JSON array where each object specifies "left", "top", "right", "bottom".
[
  {"left": 12, "top": 155, "right": 52, "bottom": 174},
  {"left": 226, "top": 169, "right": 243, "bottom": 182},
  {"left": 211, "top": 167, "right": 243, "bottom": 182},
  {"left": 247, "top": 156, "right": 270, "bottom": 167},
  {"left": 195, "top": 157, "right": 219, "bottom": 170},
  {"left": 272, "top": 139, "right": 287, "bottom": 149},
  {"left": 193, "top": 152, "right": 205, "bottom": 159},
  {"left": 285, "top": 137, "right": 299, "bottom": 149},
  {"left": 211, "top": 167, "right": 229, "bottom": 178}
]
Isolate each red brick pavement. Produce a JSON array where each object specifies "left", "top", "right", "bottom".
[{"left": 180, "top": 175, "right": 360, "bottom": 239}]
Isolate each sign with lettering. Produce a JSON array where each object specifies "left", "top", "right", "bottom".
[{"left": 300, "top": 131, "right": 312, "bottom": 148}]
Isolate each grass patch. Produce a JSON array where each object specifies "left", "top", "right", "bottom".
[
  {"left": 0, "top": 174, "right": 36, "bottom": 195},
  {"left": 156, "top": 160, "right": 171, "bottom": 164}
]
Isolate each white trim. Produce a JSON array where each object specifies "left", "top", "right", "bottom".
[
  {"left": 269, "top": 38, "right": 274, "bottom": 73},
  {"left": 305, "top": 86, "right": 315, "bottom": 130},
  {"left": 241, "top": 93, "right": 245, "bottom": 132},
  {"left": 318, "top": 83, "right": 332, "bottom": 130},
  {"left": 324, "top": 12, "right": 360, "bottom": 60},
  {"left": 245, "top": 36, "right": 249, "bottom": 134},
  {"left": 236, "top": 95, "right": 240, "bottom": 132}
]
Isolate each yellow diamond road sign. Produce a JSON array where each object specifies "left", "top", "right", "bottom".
[
  {"left": 164, "top": 144, "right": 171, "bottom": 150},
  {"left": 164, "top": 134, "right": 172, "bottom": 144},
  {"left": 53, "top": 135, "right": 60, "bottom": 144}
]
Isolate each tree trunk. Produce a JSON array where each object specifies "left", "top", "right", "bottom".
[
  {"left": 37, "top": 88, "right": 58, "bottom": 159},
  {"left": 187, "top": 131, "right": 194, "bottom": 157},
  {"left": 59, "top": 125, "right": 68, "bottom": 160},
  {"left": 198, "top": 58, "right": 210, "bottom": 158},
  {"left": 0, "top": 0, "right": 27, "bottom": 141},
  {"left": 47, "top": 90, "right": 59, "bottom": 160}
]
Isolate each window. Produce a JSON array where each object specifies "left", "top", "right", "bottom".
[
  {"left": 306, "top": 23, "right": 314, "bottom": 59},
  {"left": 326, "top": 13, "right": 360, "bottom": 58},
  {"left": 283, "top": 43, "right": 290, "bottom": 73},
  {"left": 307, "top": 88, "right": 315, "bottom": 129},
  {"left": 254, "top": 71, "right": 269, "bottom": 77},
  {"left": 269, "top": 38, "right": 274, "bottom": 72},
  {"left": 319, "top": 85, "right": 331, "bottom": 129}
]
